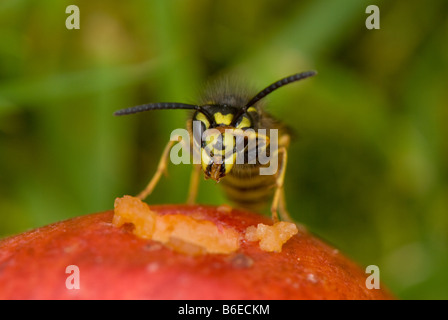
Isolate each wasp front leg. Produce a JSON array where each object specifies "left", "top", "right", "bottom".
[
  {"left": 186, "top": 164, "right": 201, "bottom": 204},
  {"left": 137, "top": 137, "right": 201, "bottom": 204},
  {"left": 270, "top": 134, "right": 293, "bottom": 223},
  {"left": 136, "top": 139, "right": 178, "bottom": 200}
]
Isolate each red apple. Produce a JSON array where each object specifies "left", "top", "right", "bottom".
[{"left": 0, "top": 204, "right": 393, "bottom": 299}]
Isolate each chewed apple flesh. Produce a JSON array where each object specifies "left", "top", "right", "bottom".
[
  {"left": 113, "top": 196, "right": 297, "bottom": 254},
  {"left": 0, "top": 201, "right": 394, "bottom": 299}
]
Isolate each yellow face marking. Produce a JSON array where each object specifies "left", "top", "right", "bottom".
[
  {"left": 236, "top": 116, "right": 251, "bottom": 129},
  {"left": 214, "top": 112, "right": 233, "bottom": 125},
  {"left": 195, "top": 112, "right": 210, "bottom": 128},
  {"left": 211, "top": 148, "right": 225, "bottom": 155},
  {"left": 247, "top": 107, "right": 257, "bottom": 113},
  {"left": 201, "top": 131, "right": 237, "bottom": 177},
  {"left": 201, "top": 132, "right": 235, "bottom": 156},
  {"left": 201, "top": 148, "right": 212, "bottom": 172},
  {"left": 224, "top": 153, "right": 236, "bottom": 174}
]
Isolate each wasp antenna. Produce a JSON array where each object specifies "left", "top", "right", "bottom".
[
  {"left": 114, "top": 102, "right": 200, "bottom": 116},
  {"left": 245, "top": 71, "right": 317, "bottom": 109}
]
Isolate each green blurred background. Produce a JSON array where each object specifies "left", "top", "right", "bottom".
[{"left": 1, "top": 0, "right": 447, "bottom": 299}]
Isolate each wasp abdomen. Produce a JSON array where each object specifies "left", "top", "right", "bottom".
[{"left": 221, "top": 164, "right": 276, "bottom": 211}]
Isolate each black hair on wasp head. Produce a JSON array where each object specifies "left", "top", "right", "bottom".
[
  {"left": 113, "top": 71, "right": 317, "bottom": 121},
  {"left": 198, "top": 75, "right": 254, "bottom": 109}
]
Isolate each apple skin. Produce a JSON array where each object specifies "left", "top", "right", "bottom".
[{"left": 0, "top": 205, "right": 393, "bottom": 300}]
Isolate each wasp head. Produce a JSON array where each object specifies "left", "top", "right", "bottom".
[{"left": 192, "top": 104, "right": 256, "bottom": 182}]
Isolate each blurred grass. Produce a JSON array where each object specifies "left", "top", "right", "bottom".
[{"left": 1, "top": 0, "right": 447, "bottom": 299}]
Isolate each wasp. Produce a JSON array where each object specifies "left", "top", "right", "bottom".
[{"left": 114, "top": 71, "right": 316, "bottom": 222}]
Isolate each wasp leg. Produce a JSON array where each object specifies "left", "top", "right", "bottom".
[
  {"left": 186, "top": 164, "right": 201, "bottom": 204},
  {"left": 270, "top": 134, "right": 290, "bottom": 223},
  {"left": 279, "top": 187, "right": 307, "bottom": 232},
  {"left": 270, "top": 149, "right": 287, "bottom": 222},
  {"left": 136, "top": 139, "right": 178, "bottom": 200},
  {"left": 278, "top": 187, "right": 293, "bottom": 222}
]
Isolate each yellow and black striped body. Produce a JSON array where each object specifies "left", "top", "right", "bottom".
[
  {"left": 219, "top": 127, "right": 288, "bottom": 212},
  {"left": 221, "top": 163, "right": 276, "bottom": 212}
]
